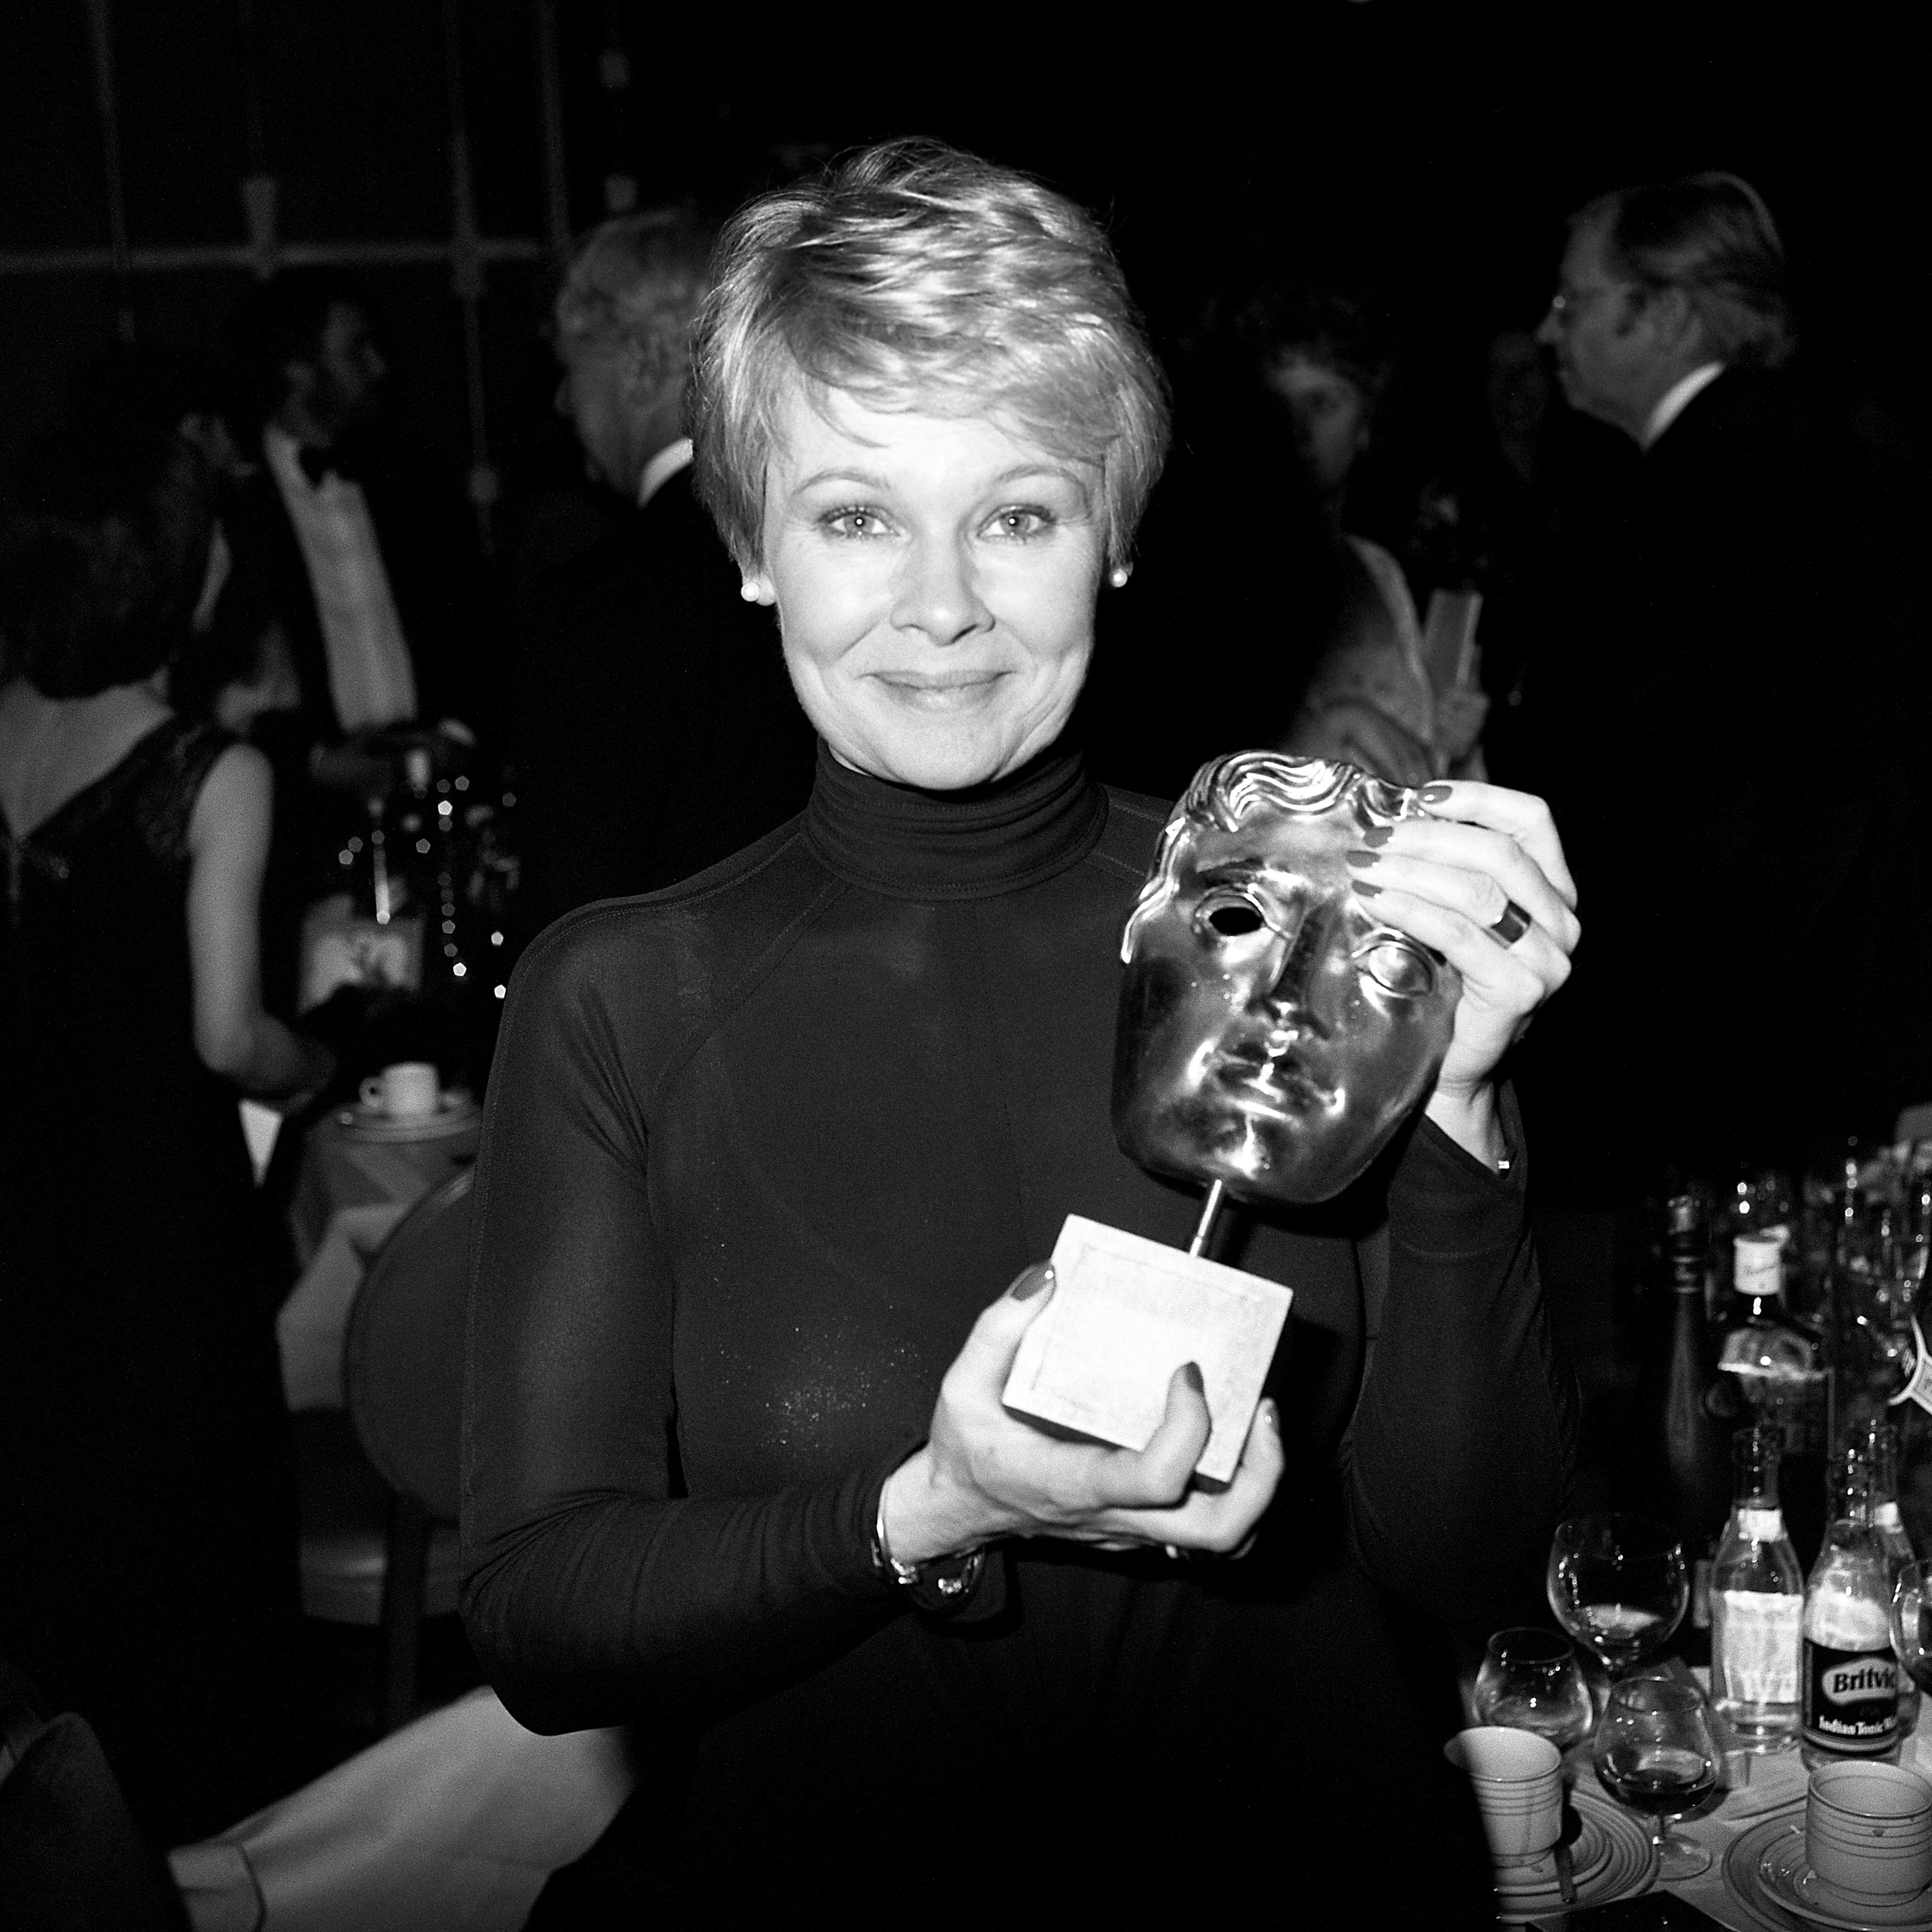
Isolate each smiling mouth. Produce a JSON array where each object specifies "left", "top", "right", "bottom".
[{"left": 870, "top": 670, "right": 1008, "bottom": 709}]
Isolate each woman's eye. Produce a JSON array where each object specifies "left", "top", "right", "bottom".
[
  {"left": 985, "top": 506, "right": 1053, "bottom": 541},
  {"left": 823, "top": 507, "right": 890, "bottom": 539},
  {"left": 1199, "top": 898, "right": 1266, "bottom": 939},
  {"left": 1355, "top": 940, "right": 1435, "bottom": 998}
]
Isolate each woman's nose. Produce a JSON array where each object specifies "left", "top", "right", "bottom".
[{"left": 890, "top": 536, "right": 992, "bottom": 644}]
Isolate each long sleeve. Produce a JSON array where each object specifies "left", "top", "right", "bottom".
[
  {"left": 460, "top": 918, "right": 899, "bottom": 1736},
  {"left": 1340, "top": 1091, "right": 1578, "bottom": 1626}
]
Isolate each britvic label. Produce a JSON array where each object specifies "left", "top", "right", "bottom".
[{"left": 1802, "top": 1641, "right": 1900, "bottom": 1751}]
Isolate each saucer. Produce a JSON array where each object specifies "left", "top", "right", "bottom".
[
  {"left": 1493, "top": 1807, "right": 1613, "bottom": 1894},
  {"left": 1755, "top": 1824, "right": 1932, "bottom": 1930},
  {"left": 1494, "top": 1786, "right": 1658, "bottom": 1924},
  {"left": 335, "top": 1091, "right": 480, "bottom": 1141}
]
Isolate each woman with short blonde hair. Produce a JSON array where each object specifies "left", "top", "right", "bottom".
[{"left": 465, "top": 141, "right": 1578, "bottom": 1925}]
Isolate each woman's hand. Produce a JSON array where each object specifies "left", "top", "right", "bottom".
[
  {"left": 1346, "top": 779, "right": 1580, "bottom": 1166},
  {"left": 880, "top": 1265, "right": 1285, "bottom": 1568}
]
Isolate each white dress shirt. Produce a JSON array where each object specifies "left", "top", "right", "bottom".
[
  {"left": 1642, "top": 362, "right": 1725, "bottom": 450},
  {"left": 636, "top": 436, "right": 694, "bottom": 510},
  {"left": 263, "top": 425, "right": 418, "bottom": 732}
]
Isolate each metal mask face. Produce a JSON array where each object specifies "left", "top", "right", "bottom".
[{"left": 1112, "top": 753, "right": 1461, "bottom": 1206}]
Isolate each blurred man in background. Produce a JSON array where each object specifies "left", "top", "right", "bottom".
[
  {"left": 226, "top": 270, "right": 484, "bottom": 750},
  {"left": 1527, "top": 172, "right": 1932, "bottom": 1185},
  {"left": 505, "top": 209, "right": 814, "bottom": 941},
  {"left": 220, "top": 272, "right": 493, "bottom": 1015}
]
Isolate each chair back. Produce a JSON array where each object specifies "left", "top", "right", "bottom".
[{"left": 345, "top": 1166, "right": 474, "bottom": 1524}]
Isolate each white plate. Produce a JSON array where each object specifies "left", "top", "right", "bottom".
[
  {"left": 1755, "top": 1824, "right": 1932, "bottom": 1930},
  {"left": 1496, "top": 1785, "right": 1659, "bottom": 1924}
]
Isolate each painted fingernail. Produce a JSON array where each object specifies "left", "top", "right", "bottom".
[
  {"left": 1353, "top": 881, "right": 1383, "bottom": 897},
  {"left": 1361, "top": 826, "right": 1393, "bottom": 848},
  {"left": 1182, "top": 1361, "right": 1204, "bottom": 1393},
  {"left": 1344, "top": 847, "right": 1379, "bottom": 867},
  {"left": 1009, "top": 1263, "right": 1053, "bottom": 1301},
  {"left": 1418, "top": 783, "right": 1452, "bottom": 803}
]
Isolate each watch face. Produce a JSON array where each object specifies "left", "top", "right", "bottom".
[{"left": 1114, "top": 752, "right": 1458, "bottom": 1206}]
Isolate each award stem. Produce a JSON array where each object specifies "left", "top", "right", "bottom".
[{"left": 1188, "top": 1179, "right": 1225, "bottom": 1259}]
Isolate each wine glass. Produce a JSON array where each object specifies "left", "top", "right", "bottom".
[
  {"left": 1474, "top": 1627, "right": 1595, "bottom": 1753},
  {"left": 1892, "top": 1560, "right": 1932, "bottom": 1694},
  {"left": 1547, "top": 1514, "right": 1689, "bottom": 1679},
  {"left": 1592, "top": 1675, "right": 1720, "bottom": 1880}
]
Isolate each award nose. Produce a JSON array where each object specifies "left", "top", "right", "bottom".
[{"left": 1253, "top": 910, "right": 1334, "bottom": 1040}]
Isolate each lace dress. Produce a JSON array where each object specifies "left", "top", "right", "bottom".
[{"left": 0, "top": 715, "right": 301, "bottom": 1844}]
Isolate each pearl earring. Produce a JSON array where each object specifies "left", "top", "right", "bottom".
[
  {"left": 739, "top": 580, "right": 762, "bottom": 603},
  {"left": 1108, "top": 566, "right": 1131, "bottom": 589}
]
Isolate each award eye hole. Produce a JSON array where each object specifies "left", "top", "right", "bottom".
[
  {"left": 1203, "top": 902, "right": 1266, "bottom": 938},
  {"left": 1356, "top": 940, "right": 1436, "bottom": 998}
]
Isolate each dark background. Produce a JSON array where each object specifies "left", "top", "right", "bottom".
[{"left": 4, "top": 5, "right": 1928, "bottom": 536}]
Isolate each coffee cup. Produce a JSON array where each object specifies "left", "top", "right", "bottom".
[
  {"left": 1807, "top": 1761, "right": 1932, "bottom": 1906},
  {"left": 1447, "top": 1725, "right": 1564, "bottom": 1861},
  {"left": 358, "top": 1061, "right": 441, "bottom": 1120}
]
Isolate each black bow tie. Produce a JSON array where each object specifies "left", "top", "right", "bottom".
[{"left": 296, "top": 444, "right": 363, "bottom": 488}]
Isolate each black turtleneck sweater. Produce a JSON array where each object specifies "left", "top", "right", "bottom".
[{"left": 463, "top": 741, "right": 1575, "bottom": 1923}]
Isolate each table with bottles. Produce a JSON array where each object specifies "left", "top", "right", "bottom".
[
  {"left": 1515, "top": 1688, "right": 1932, "bottom": 1928},
  {"left": 269, "top": 733, "right": 516, "bottom": 1408},
  {"left": 1508, "top": 1411, "right": 1932, "bottom": 1927}
]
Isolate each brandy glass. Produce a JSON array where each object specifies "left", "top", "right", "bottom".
[
  {"left": 1474, "top": 1627, "right": 1595, "bottom": 1754},
  {"left": 1547, "top": 1514, "right": 1689, "bottom": 1679},
  {"left": 1591, "top": 1676, "right": 1719, "bottom": 1880}
]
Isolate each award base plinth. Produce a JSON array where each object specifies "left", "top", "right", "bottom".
[{"left": 1001, "top": 1214, "right": 1291, "bottom": 1485}]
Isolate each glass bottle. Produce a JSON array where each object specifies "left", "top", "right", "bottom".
[
  {"left": 1720, "top": 1230, "right": 1827, "bottom": 1564},
  {"left": 1865, "top": 1420, "right": 1922, "bottom": 1738},
  {"left": 1715, "top": 1167, "right": 1795, "bottom": 1324},
  {"left": 1801, "top": 1446, "right": 1902, "bottom": 1764},
  {"left": 1720, "top": 1234, "right": 1819, "bottom": 1449},
  {"left": 1710, "top": 1425, "right": 1802, "bottom": 1751},
  {"left": 1660, "top": 1192, "right": 1733, "bottom": 1648}
]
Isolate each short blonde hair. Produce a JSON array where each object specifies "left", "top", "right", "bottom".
[{"left": 689, "top": 139, "right": 1170, "bottom": 572}]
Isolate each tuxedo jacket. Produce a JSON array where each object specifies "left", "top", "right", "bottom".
[
  {"left": 222, "top": 448, "right": 489, "bottom": 749},
  {"left": 504, "top": 468, "right": 817, "bottom": 943},
  {"left": 1533, "top": 371, "right": 1932, "bottom": 1172},
  {"left": 214, "top": 448, "right": 495, "bottom": 1017}
]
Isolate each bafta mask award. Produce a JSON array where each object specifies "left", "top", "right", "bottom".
[{"left": 1004, "top": 753, "right": 1462, "bottom": 1481}]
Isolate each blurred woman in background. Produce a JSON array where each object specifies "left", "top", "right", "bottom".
[
  {"left": 0, "top": 400, "right": 332, "bottom": 1845},
  {"left": 1255, "top": 285, "right": 1490, "bottom": 784}
]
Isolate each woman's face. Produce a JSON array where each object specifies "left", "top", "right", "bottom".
[
  {"left": 1266, "top": 354, "right": 1370, "bottom": 499},
  {"left": 757, "top": 386, "right": 1107, "bottom": 790}
]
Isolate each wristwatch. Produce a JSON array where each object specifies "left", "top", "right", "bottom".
[{"left": 871, "top": 1491, "right": 985, "bottom": 1607}]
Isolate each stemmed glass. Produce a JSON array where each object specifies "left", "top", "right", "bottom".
[
  {"left": 1891, "top": 1560, "right": 1932, "bottom": 1694},
  {"left": 1592, "top": 1676, "right": 1720, "bottom": 1881},
  {"left": 1474, "top": 1627, "right": 1596, "bottom": 1754},
  {"left": 1547, "top": 1514, "right": 1690, "bottom": 1680}
]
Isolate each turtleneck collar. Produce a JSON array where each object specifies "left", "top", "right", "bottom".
[{"left": 803, "top": 738, "right": 1108, "bottom": 901}]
